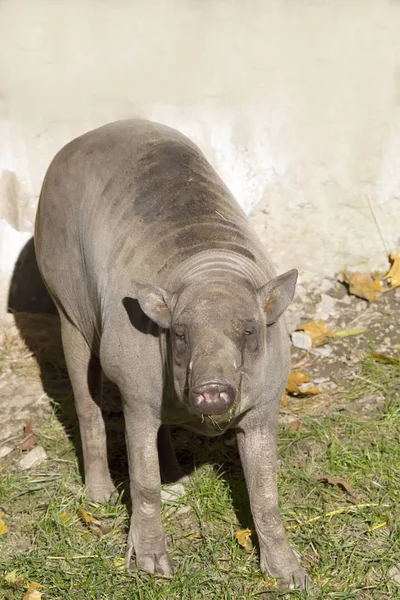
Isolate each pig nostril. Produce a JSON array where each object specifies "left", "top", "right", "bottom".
[
  {"left": 195, "top": 392, "right": 210, "bottom": 404},
  {"left": 219, "top": 391, "right": 229, "bottom": 403}
]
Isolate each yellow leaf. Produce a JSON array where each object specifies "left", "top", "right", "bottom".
[
  {"left": 235, "top": 528, "right": 253, "bottom": 550},
  {"left": 286, "top": 371, "right": 320, "bottom": 396},
  {"left": 383, "top": 250, "right": 400, "bottom": 288},
  {"left": 296, "top": 320, "right": 336, "bottom": 347},
  {"left": 0, "top": 510, "right": 7, "bottom": 535},
  {"left": 343, "top": 272, "right": 383, "bottom": 302},
  {"left": 113, "top": 557, "right": 126, "bottom": 571},
  {"left": 59, "top": 511, "right": 72, "bottom": 526},
  {"left": 303, "top": 386, "right": 321, "bottom": 395},
  {"left": 4, "top": 570, "right": 17, "bottom": 585},
  {"left": 4, "top": 570, "right": 25, "bottom": 588},
  {"left": 23, "top": 582, "right": 43, "bottom": 600},
  {"left": 287, "top": 371, "right": 310, "bottom": 391},
  {"left": 79, "top": 507, "right": 95, "bottom": 525},
  {"left": 24, "top": 592, "right": 42, "bottom": 600}
]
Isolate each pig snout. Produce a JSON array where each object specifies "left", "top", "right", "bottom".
[{"left": 190, "top": 382, "right": 236, "bottom": 415}]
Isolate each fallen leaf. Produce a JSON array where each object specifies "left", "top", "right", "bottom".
[
  {"left": 59, "top": 511, "right": 74, "bottom": 526},
  {"left": 0, "top": 510, "right": 7, "bottom": 535},
  {"left": 16, "top": 419, "right": 39, "bottom": 451},
  {"left": 235, "top": 528, "right": 253, "bottom": 550},
  {"left": 287, "top": 422, "right": 304, "bottom": 432},
  {"left": 23, "top": 582, "right": 43, "bottom": 600},
  {"left": 185, "top": 530, "right": 203, "bottom": 539},
  {"left": 79, "top": 506, "right": 98, "bottom": 525},
  {"left": 286, "top": 371, "right": 320, "bottom": 396},
  {"left": 113, "top": 557, "right": 126, "bottom": 571},
  {"left": 370, "top": 353, "right": 400, "bottom": 366},
  {"left": 280, "top": 394, "right": 288, "bottom": 407},
  {"left": 343, "top": 272, "right": 383, "bottom": 302},
  {"left": 4, "top": 570, "right": 25, "bottom": 588},
  {"left": 287, "top": 370, "right": 310, "bottom": 390},
  {"left": 300, "top": 385, "right": 321, "bottom": 395},
  {"left": 318, "top": 475, "right": 360, "bottom": 504},
  {"left": 296, "top": 320, "right": 336, "bottom": 347},
  {"left": 383, "top": 250, "right": 400, "bottom": 288},
  {"left": 335, "top": 327, "right": 368, "bottom": 338}
]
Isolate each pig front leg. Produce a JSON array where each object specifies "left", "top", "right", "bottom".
[
  {"left": 123, "top": 404, "right": 174, "bottom": 577},
  {"left": 158, "top": 426, "right": 190, "bottom": 484},
  {"left": 236, "top": 407, "right": 308, "bottom": 591}
]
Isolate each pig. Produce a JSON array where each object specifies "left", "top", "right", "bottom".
[{"left": 34, "top": 119, "right": 308, "bottom": 590}]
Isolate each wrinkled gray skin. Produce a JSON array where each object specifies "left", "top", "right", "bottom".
[{"left": 35, "top": 120, "right": 308, "bottom": 590}]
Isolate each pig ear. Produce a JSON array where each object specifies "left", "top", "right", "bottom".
[
  {"left": 135, "top": 282, "right": 172, "bottom": 328},
  {"left": 258, "top": 269, "right": 298, "bottom": 325}
]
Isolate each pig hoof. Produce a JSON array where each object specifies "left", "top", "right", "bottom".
[
  {"left": 276, "top": 567, "right": 309, "bottom": 591},
  {"left": 133, "top": 549, "right": 175, "bottom": 577},
  {"left": 261, "top": 556, "right": 309, "bottom": 591},
  {"left": 86, "top": 481, "right": 117, "bottom": 504}
]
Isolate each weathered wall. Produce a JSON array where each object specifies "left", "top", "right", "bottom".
[{"left": 1, "top": 0, "right": 400, "bottom": 316}]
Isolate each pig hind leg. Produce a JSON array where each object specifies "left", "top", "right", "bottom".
[{"left": 60, "top": 315, "right": 116, "bottom": 502}]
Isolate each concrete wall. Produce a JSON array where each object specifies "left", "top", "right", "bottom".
[{"left": 1, "top": 0, "right": 400, "bottom": 315}]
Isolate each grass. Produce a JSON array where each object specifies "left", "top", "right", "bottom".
[{"left": 0, "top": 356, "right": 399, "bottom": 599}]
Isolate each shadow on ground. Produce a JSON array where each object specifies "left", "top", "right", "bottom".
[{"left": 6, "top": 236, "right": 252, "bottom": 526}]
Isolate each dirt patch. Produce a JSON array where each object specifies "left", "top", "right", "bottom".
[
  {"left": 0, "top": 279, "right": 400, "bottom": 448},
  {"left": 283, "top": 277, "right": 400, "bottom": 419},
  {"left": 1, "top": 277, "right": 399, "bottom": 451},
  {"left": 0, "top": 319, "right": 53, "bottom": 448}
]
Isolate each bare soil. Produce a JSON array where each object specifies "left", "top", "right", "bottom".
[{"left": 1, "top": 277, "right": 399, "bottom": 452}]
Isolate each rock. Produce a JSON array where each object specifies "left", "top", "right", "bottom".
[
  {"left": 315, "top": 293, "right": 337, "bottom": 317},
  {"left": 340, "top": 295, "right": 352, "bottom": 305},
  {"left": 356, "top": 300, "right": 368, "bottom": 311},
  {"left": 355, "top": 393, "right": 385, "bottom": 415},
  {"left": 313, "top": 377, "right": 330, "bottom": 384},
  {"left": 291, "top": 331, "right": 312, "bottom": 350},
  {"left": 388, "top": 565, "right": 400, "bottom": 585},
  {"left": 175, "top": 505, "right": 192, "bottom": 517},
  {"left": 285, "top": 311, "right": 303, "bottom": 334},
  {"left": 279, "top": 412, "right": 303, "bottom": 425},
  {"left": 319, "top": 279, "right": 334, "bottom": 293},
  {"left": 294, "top": 284, "right": 308, "bottom": 298},
  {"left": 0, "top": 445, "right": 13, "bottom": 459},
  {"left": 161, "top": 483, "right": 186, "bottom": 503},
  {"left": 314, "top": 311, "right": 330, "bottom": 322},
  {"left": 17, "top": 445, "right": 47, "bottom": 470},
  {"left": 311, "top": 345, "right": 333, "bottom": 358}
]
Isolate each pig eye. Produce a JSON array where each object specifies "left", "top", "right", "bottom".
[
  {"left": 243, "top": 326, "right": 255, "bottom": 337},
  {"left": 242, "top": 324, "right": 258, "bottom": 351},
  {"left": 173, "top": 325, "right": 188, "bottom": 356}
]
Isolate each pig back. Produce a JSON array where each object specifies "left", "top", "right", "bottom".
[{"left": 35, "top": 119, "right": 270, "bottom": 347}]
